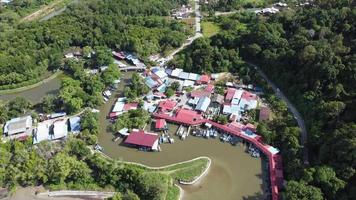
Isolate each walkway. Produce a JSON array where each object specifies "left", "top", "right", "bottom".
[
  {"left": 119, "top": 66, "right": 145, "bottom": 71},
  {"left": 248, "top": 62, "right": 309, "bottom": 165},
  {"left": 38, "top": 190, "right": 115, "bottom": 199},
  {"left": 153, "top": 112, "right": 283, "bottom": 200}
]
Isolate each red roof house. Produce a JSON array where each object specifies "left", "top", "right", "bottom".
[
  {"left": 175, "top": 109, "right": 204, "bottom": 125},
  {"left": 124, "top": 103, "right": 138, "bottom": 111},
  {"left": 190, "top": 90, "right": 210, "bottom": 98},
  {"left": 158, "top": 100, "right": 177, "bottom": 112},
  {"left": 198, "top": 75, "right": 211, "bottom": 84},
  {"left": 124, "top": 130, "right": 159, "bottom": 151},
  {"left": 225, "top": 88, "right": 236, "bottom": 102},
  {"left": 244, "top": 123, "right": 256, "bottom": 132},
  {"left": 204, "top": 84, "right": 214, "bottom": 93},
  {"left": 155, "top": 119, "right": 166, "bottom": 130}
]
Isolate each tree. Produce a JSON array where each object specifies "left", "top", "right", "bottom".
[
  {"left": 94, "top": 46, "right": 113, "bottom": 66},
  {"left": 83, "top": 46, "right": 93, "bottom": 58},
  {"left": 170, "top": 81, "right": 180, "bottom": 91},
  {"left": 257, "top": 122, "right": 275, "bottom": 144},
  {"left": 6, "top": 97, "right": 31, "bottom": 118},
  {"left": 165, "top": 87, "right": 175, "bottom": 97},
  {"left": 59, "top": 78, "right": 85, "bottom": 113},
  {"left": 40, "top": 95, "right": 57, "bottom": 113},
  {"left": 81, "top": 111, "right": 99, "bottom": 135},
  {"left": 282, "top": 181, "right": 323, "bottom": 200},
  {"left": 65, "top": 137, "right": 91, "bottom": 160},
  {"left": 101, "top": 63, "right": 121, "bottom": 86}
]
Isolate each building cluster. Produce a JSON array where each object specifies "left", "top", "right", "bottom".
[
  {"left": 171, "top": 4, "right": 193, "bottom": 19},
  {"left": 2, "top": 113, "right": 81, "bottom": 144},
  {"left": 112, "top": 51, "right": 146, "bottom": 69}
]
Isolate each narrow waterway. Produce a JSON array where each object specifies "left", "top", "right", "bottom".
[
  {"left": 0, "top": 76, "right": 62, "bottom": 103},
  {"left": 98, "top": 72, "right": 266, "bottom": 200}
]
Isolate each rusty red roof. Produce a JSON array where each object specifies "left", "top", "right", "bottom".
[
  {"left": 158, "top": 100, "right": 177, "bottom": 111},
  {"left": 155, "top": 119, "right": 166, "bottom": 129},
  {"left": 199, "top": 74, "right": 211, "bottom": 84},
  {"left": 225, "top": 88, "right": 236, "bottom": 101},
  {"left": 124, "top": 130, "right": 158, "bottom": 148},
  {"left": 190, "top": 90, "right": 210, "bottom": 98}
]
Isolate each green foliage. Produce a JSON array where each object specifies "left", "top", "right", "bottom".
[
  {"left": 113, "top": 109, "right": 150, "bottom": 132},
  {"left": 6, "top": 97, "right": 32, "bottom": 118},
  {"left": 170, "top": 81, "right": 180, "bottom": 91},
  {"left": 81, "top": 111, "right": 100, "bottom": 135},
  {"left": 124, "top": 73, "right": 149, "bottom": 100},
  {"left": 213, "top": 114, "right": 228, "bottom": 124},
  {"left": 0, "top": 0, "right": 188, "bottom": 87},
  {"left": 282, "top": 181, "right": 323, "bottom": 200},
  {"left": 59, "top": 78, "right": 85, "bottom": 113},
  {"left": 165, "top": 87, "right": 175, "bottom": 97},
  {"left": 101, "top": 64, "right": 121, "bottom": 86}
]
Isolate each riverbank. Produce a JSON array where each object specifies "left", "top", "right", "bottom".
[
  {"left": 0, "top": 71, "right": 63, "bottom": 95},
  {"left": 0, "top": 72, "right": 63, "bottom": 103}
]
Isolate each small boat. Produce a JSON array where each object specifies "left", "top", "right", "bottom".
[
  {"left": 168, "top": 137, "right": 175, "bottom": 144},
  {"left": 94, "top": 144, "right": 104, "bottom": 152}
]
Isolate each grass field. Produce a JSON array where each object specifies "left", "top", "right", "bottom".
[
  {"left": 119, "top": 157, "right": 210, "bottom": 200},
  {"left": 201, "top": 21, "right": 221, "bottom": 37}
]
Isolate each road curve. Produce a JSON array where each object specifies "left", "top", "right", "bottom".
[
  {"left": 248, "top": 62, "right": 309, "bottom": 165},
  {"left": 162, "top": 0, "right": 203, "bottom": 63}
]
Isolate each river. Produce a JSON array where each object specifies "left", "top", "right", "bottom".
[
  {"left": 0, "top": 76, "right": 62, "bottom": 103},
  {"left": 98, "top": 72, "right": 266, "bottom": 200}
]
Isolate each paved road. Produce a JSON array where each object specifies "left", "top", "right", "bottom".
[
  {"left": 39, "top": 190, "right": 115, "bottom": 199},
  {"left": 248, "top": 62, "right": 309, "bottom": 165},
  {"left": 161, "top": 0, "right": 202, "bottom": 64}
]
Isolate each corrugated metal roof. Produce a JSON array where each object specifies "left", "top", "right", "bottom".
[{"left": 196, "top": 97, "right": 211, "bottom": 112}]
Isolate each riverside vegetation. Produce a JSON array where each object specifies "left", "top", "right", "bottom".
[{"left": 169, "top": 1, "right": 355, "bottom": 199}]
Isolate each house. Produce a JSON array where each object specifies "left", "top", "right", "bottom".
[
  {"left": 145, "top": 76, "right": 159, "bottom": 89},
  {"left": 195, "top": 97, "right": 211, "bottom": 112},
  {"left": 123, "top": 103, "right": 138, "bottom": 111},
  {"left": 124, "top": 130, "right": 159, "bottom": 151},
  {"left": 259, "top": 106, "right": 271, "bottom": 121},
  {"left": 33, "top": 122, "right": 51, "bottom": 144},
  {"left": 155, "top": 119, "right": 167, "bottom": 130},
  {"left": 175, "top": 109, "right": 203, "bottom": 125},
  {"left": 183, "top": 80, "right": 195, "bottom": 87},
  {"left": 50, "top": 119, "right": 68, "bottom": 140},
  {"left": 112, "top": 101, "right": 125, "bottom": 113},
  {"left": 211, "top": 94, "right": 224, "bottom": 105},
  {"left": 158, "top": 100, "right": 177, "bottom": 112},
  {"left": 225, "top": 88, "right": 236, "bottom": 102},
  {"left": 204, "top": 84, "right": 214, "bottom": 93},
  {"left": 197, "top": 74, "right": 211, "bottom": 84},
  {"left": 188, "top": 97, "right": 200, "bottom": 106},
  {"left": 68, "top": 116, "right": 81, "bottom": 134},
  {"left": 190, "top": 90, "right": 210, "bottom": 98},
  {"left": 3, "top": 116, "right": 32, "bottom": 140},
  {"left": 171, "top": 68, "right": 183, "bottom": 78},
  {"left": 152, "top": 68, "right": 168, "bottom": 79},
  {"left": 118, "top": 128, "right": 129, "bottom": 136},
  {"left": 179, "top": 72, "right": 189, "bottom": 80},
  {"left": 240, "top": 91, "right": 258, "bottom": 110},
  {"left": 188, "top": 73, "right": 200, "bottom": 81}
]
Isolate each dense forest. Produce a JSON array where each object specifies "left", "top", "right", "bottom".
[
  {"left": 170, "top": 1, "right": 355, "bottom": 199},
  {"left": 0, "top": 0, "right": 189, "bottom": 89}
]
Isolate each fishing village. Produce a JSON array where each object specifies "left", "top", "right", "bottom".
[{"left": 100, "top": 49, "right": 284, "bottom": 200}]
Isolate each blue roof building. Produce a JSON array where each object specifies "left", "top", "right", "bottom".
[
  {"left": 195, "top": 97, "right": 211, "bottom": 112},
  {"left": 68, "top": 116, "right": 81, "bottom": 134}
]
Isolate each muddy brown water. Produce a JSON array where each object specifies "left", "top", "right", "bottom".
[
  {"left": 98, "top": 72, "right": 266, "bottom": 200},
  {"left": 0, "top": 76, "right": 62, "bottom": 103}
]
